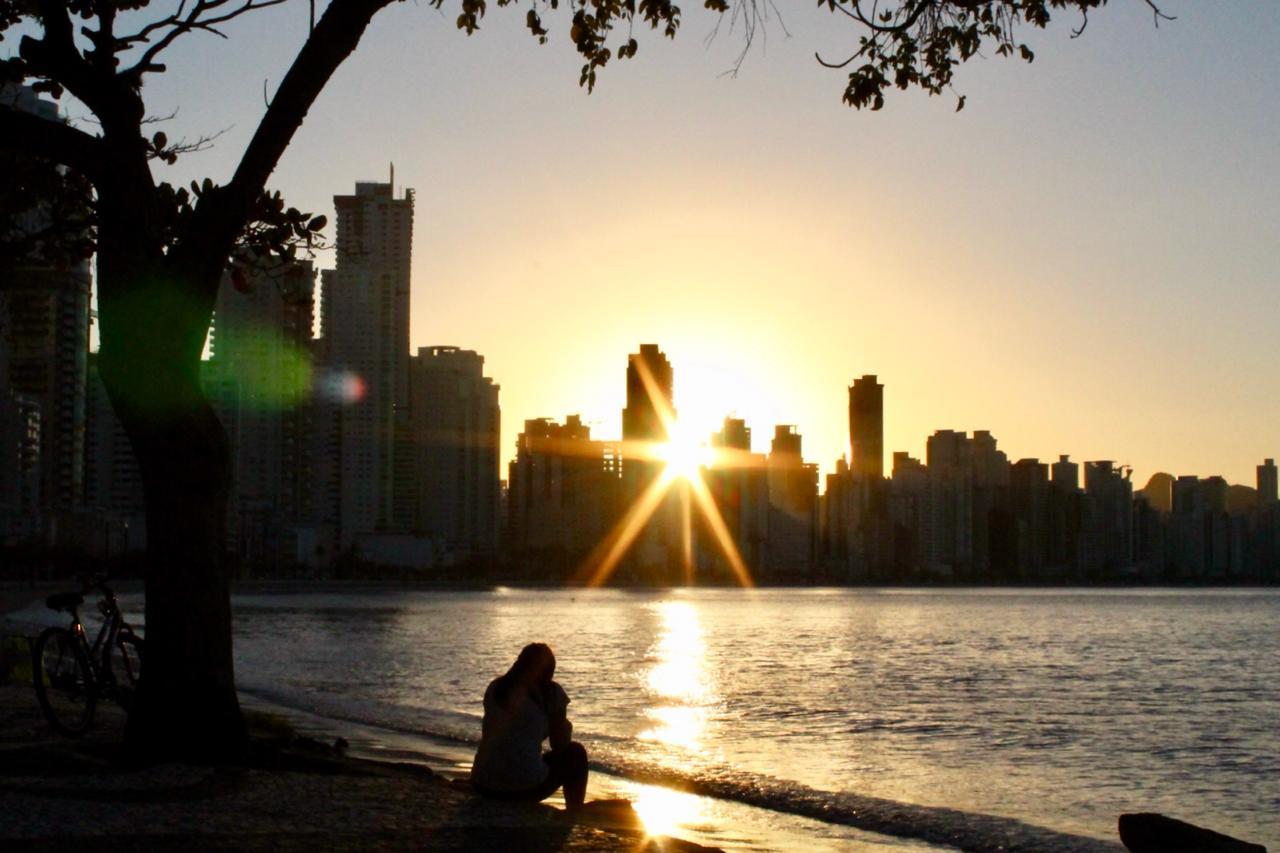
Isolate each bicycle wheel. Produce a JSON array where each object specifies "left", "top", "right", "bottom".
[{"left": 32, "top": 627, "right": 97, "bottom": 738}]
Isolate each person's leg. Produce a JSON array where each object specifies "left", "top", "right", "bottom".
[{"left": 544, "top": 742, "right": 588, "bottom": 810}]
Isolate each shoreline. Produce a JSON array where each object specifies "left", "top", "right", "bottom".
[
  {"left": 0, "top": 680, "right": 721, "bottom": 852},
  {"left": 5, "top": 584, "right": 1271, "bottom": 851},
  {"left": 0, "top": 587, "right": 725, "bottom": 851}
]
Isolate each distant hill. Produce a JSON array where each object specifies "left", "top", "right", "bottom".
[
  {"left": 1136, "top": 472, "right": 1256, "bottom": 514},
  {"left": 1139, "top": 473, "right": 1174, "bottom": 512}
]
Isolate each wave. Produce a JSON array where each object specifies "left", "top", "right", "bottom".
[{"left": 237, "top": 680, "right": 1121, "bottom": 853}]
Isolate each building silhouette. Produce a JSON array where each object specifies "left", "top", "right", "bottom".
[
  {"left": 621, "top": 343, "right": 673, "bottom": 442},
  {"left": 1259, "top": 459, "right": 1278, "bottom": 507},
  {"left": 318, "top": 179, "right": 414, "bottom": 547},
  {"left": 401, "top": 346, "right": 501, "bottom": 557},
  {"left": 506, "top": 414, "right": 621, "bottom": 576},
  {"left": 205, "top": 260, "right": 316, "bottom": 569},
  {"left": 0, "top": 367, "right": 41, "bottom": 536},
  {"left": 766, "top": 425, "right": 818, "bottom": 581},
  {"left": 702, "top": 416, "right": 769, "bottom": 580},
  {"left": 848, "top": 374, "right": 883, "bottom": 481},
  {"left": 619, "top": 344, "right": 677, "bottom": 578},
  {"left": 1082, "top": 461, "right": 1133, "bottom": 578},
  {"left": 0, "top": 86, "right": 91, "bottom": 533},
  {"left": 1010, "top": 458, "right": 1050, "bottom": 579}
]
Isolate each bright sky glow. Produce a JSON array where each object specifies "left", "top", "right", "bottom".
[
  {"left": 655, "top": 421, "right": 714, "bottom": 483},
  {"left": 92, "top": 1, "right": 1279, "bottom": 486}
]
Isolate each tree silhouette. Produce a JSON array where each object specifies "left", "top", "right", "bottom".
[{"left": 0, "top": 0, "right": 1168, "bottom": 760}]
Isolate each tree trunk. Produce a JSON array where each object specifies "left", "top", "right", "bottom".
[{"left": 96, "top": 244, "right": 247, "bottom": 762}]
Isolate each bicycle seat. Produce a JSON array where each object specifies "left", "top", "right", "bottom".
[{"left": 46, "top": 592, "right": 84, "bottom": 612}]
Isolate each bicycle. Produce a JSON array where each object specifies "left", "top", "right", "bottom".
[{"left": 31, "top": 576, "right": 145, "bottom": 738}]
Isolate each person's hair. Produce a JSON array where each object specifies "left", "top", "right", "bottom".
[{"left": 492, "top": 643, "right": 556, "bottom": 709}]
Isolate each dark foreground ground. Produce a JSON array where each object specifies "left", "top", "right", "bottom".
[
  {"left": 0, "top": 581, "right": 715, "bottom": 852},
  {"left": 0, "top": 682, "right": 717, "bottom": 852}
]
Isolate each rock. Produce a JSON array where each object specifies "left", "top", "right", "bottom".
[{"left": 1119, "top": 813, "right": 1267, "bottom": 853}]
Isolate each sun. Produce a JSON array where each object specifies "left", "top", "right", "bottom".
[
  {"left": 575, "top": 352, "right": 754, "bottom": 588},
  {"left": 655, "top": 422, "right": 712, "bottom": 482}
]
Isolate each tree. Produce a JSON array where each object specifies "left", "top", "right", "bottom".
[{"left": 0, "top": 0, "right": 1169, "bottom": 760}]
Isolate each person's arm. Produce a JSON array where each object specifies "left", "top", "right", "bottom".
[{"left": 547, "top": 682, "right": 573, "bottom": 749}]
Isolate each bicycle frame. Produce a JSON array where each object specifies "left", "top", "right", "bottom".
[{"left": 66, "top": 584, "right": 134, "bottom": 687}]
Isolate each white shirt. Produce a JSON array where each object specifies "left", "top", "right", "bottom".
[{"left": 471, "top": 679, "right": 570, "bottom": 792}]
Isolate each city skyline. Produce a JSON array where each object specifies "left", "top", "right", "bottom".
[
  {"left": 7, "top": 1, "right": 1280, "bottom": 829},
  {"left": 114, "top": 3, "right": 1280, "bottom": 488}
]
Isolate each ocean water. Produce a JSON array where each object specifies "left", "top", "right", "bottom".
[{"left": 224, "top": 588, "right": 1279, "bottom": 851}]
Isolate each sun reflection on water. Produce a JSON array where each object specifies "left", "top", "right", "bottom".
[
  {"left": 629, "top": 782, "right": 705, "bottom": 840},
  {"left": 639, "top": 600, "right": 714, "bottom": 753}
]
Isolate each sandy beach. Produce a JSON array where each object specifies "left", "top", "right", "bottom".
[{"left": 0, "top": 584, "right": 716, "bottom": 852}]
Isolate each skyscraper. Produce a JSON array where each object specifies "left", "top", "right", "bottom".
[
  {"left": 506, "top": 414, "right": 621, "bottom": 568},
  {"left": 1258, "top": 458, "right": 1278, "bottom": 507},
  {"left": 320, "top": 179, "right": 414, "bottom": 545},
  {"left": 1083, "top": 461, "right": 1133, "bottom": 577},
  {"left": 766, "top": 425, "right": 819, "bottom": 580},
  {"left": 403, "top": 346, "right": 501, "bottom": 555},
  {"left": 1051, "top": 454, "right": 1080, "bottom": 492},
  {"left": 207, "top": 260, "right": 316, "bottom": 563},
  {"left": 711, "top": 416, "right": 751, "bottom": 451},
  {"left": 0, "top": 85, "right": 91, "bottom": 515},
  {"left": 621, "top": 343, "right": 673, "bottom": 442},
  {"left": 848, "top": 374, "right": 883, "bottom": 481}
]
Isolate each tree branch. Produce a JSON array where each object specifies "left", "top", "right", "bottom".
[
  {"left": 190, "top": 0, "right": 397, "bottom": 265},
  {"left": 124, "top": 0, "right": 294, "bottom": 80},
  {"left": 0, "top": 106, "right": 106, "bottom": 182},
  {"left": 19, "top": 0, "right": 141, "bottom": 130}
]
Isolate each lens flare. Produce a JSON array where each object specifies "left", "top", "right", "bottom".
[
  {"left": 576, "top": 356, "right": 756, "bottom": 588},
  {"left": 655, "top": 422, "right": 713, "bottom": 482},
  {"left": 316, "top": 370, "right": 367, "bottom": 404}
]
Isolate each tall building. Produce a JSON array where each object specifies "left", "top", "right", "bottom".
[
  {"left": 621, "top": 344, "right": 673, "bottom": 442},
  {"left": 1167, "top": 474, "right": 1236, "bottom": 580},
  {"left": 1051, "top": 454, "right": 1080, "bottom": 492},
  {"left": 1258, "top": 458, "right": 1278, "bottom": 507},
  {"left": 888, "top": 451, "right": 928, "bottom": 577},
  {"left": 0, "top": 389, "right": 41, "bottom": 536},
  {"left": 1252, "top": 459, "right": 1279, "bottom": 582},
  {"left": 0, "top": 86, "right": 92, "bottom": 517},
  {"left": 1010, "top": 458, "right": 1050, "bottom": 579},
  {"left": 617, "top": 344, "right": 677, "bottom": 577},
  {"left": 848, "top": 374, "right": 884, "bottom": 481},
  {"left": 703, "top": 416, "right": 769, "bottom": 580},
  {"left": 402, "top": 346, "right": 501, "bottom": 556},
  {"left": 711, "top": 416, "right": 750, "bottom": 451},
  {"left": 506, "top": 415, "right": 622, "bottom": 574},
  {"left": 320, "top": 179, "right": 414, "bottom": 546},
  {"left": 206, "top": 260, "right": 316, "bottom": 566},
  {"left": 766, "top": 425, "right": 818, "bottom": 580},
  {"left": 923, "top": 430, "right": 975, "bottom": 577},
  {"left": 1082, "top": 461, "right": 1133, "bottom": 577}
]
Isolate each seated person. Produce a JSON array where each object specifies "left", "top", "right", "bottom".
[{"left": 470, "top": 642, "right": 588, "bottom": 810}]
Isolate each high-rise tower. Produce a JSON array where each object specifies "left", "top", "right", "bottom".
[
  {"left": 848, "top": 374, "right": 883, "bottom": 481},
  {"left": 622, "top": 343, "right": 673, "bottom": 442},
  {"left": 321, "top": 179, "right": 414, "bottom": 544},
  {"left": 207, "top": 260, "right": 316, "bottom": 560},
  {"left": 403, "top": 346, "right": 501, "bottom": 554},
  {"left": 0, "top": 85, "right": 91, "bottom": 515},
  {"left": 1259, "top": 458, "right": 1278, "bottom": 507}
]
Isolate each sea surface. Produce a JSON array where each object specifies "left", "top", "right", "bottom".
[{"left": 54, "top": 587, "right": 1280, "bottom": 851}]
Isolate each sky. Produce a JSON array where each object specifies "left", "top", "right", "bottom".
[{"left": 71, "top": 1, "right": 1280, "bottom": 486}]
